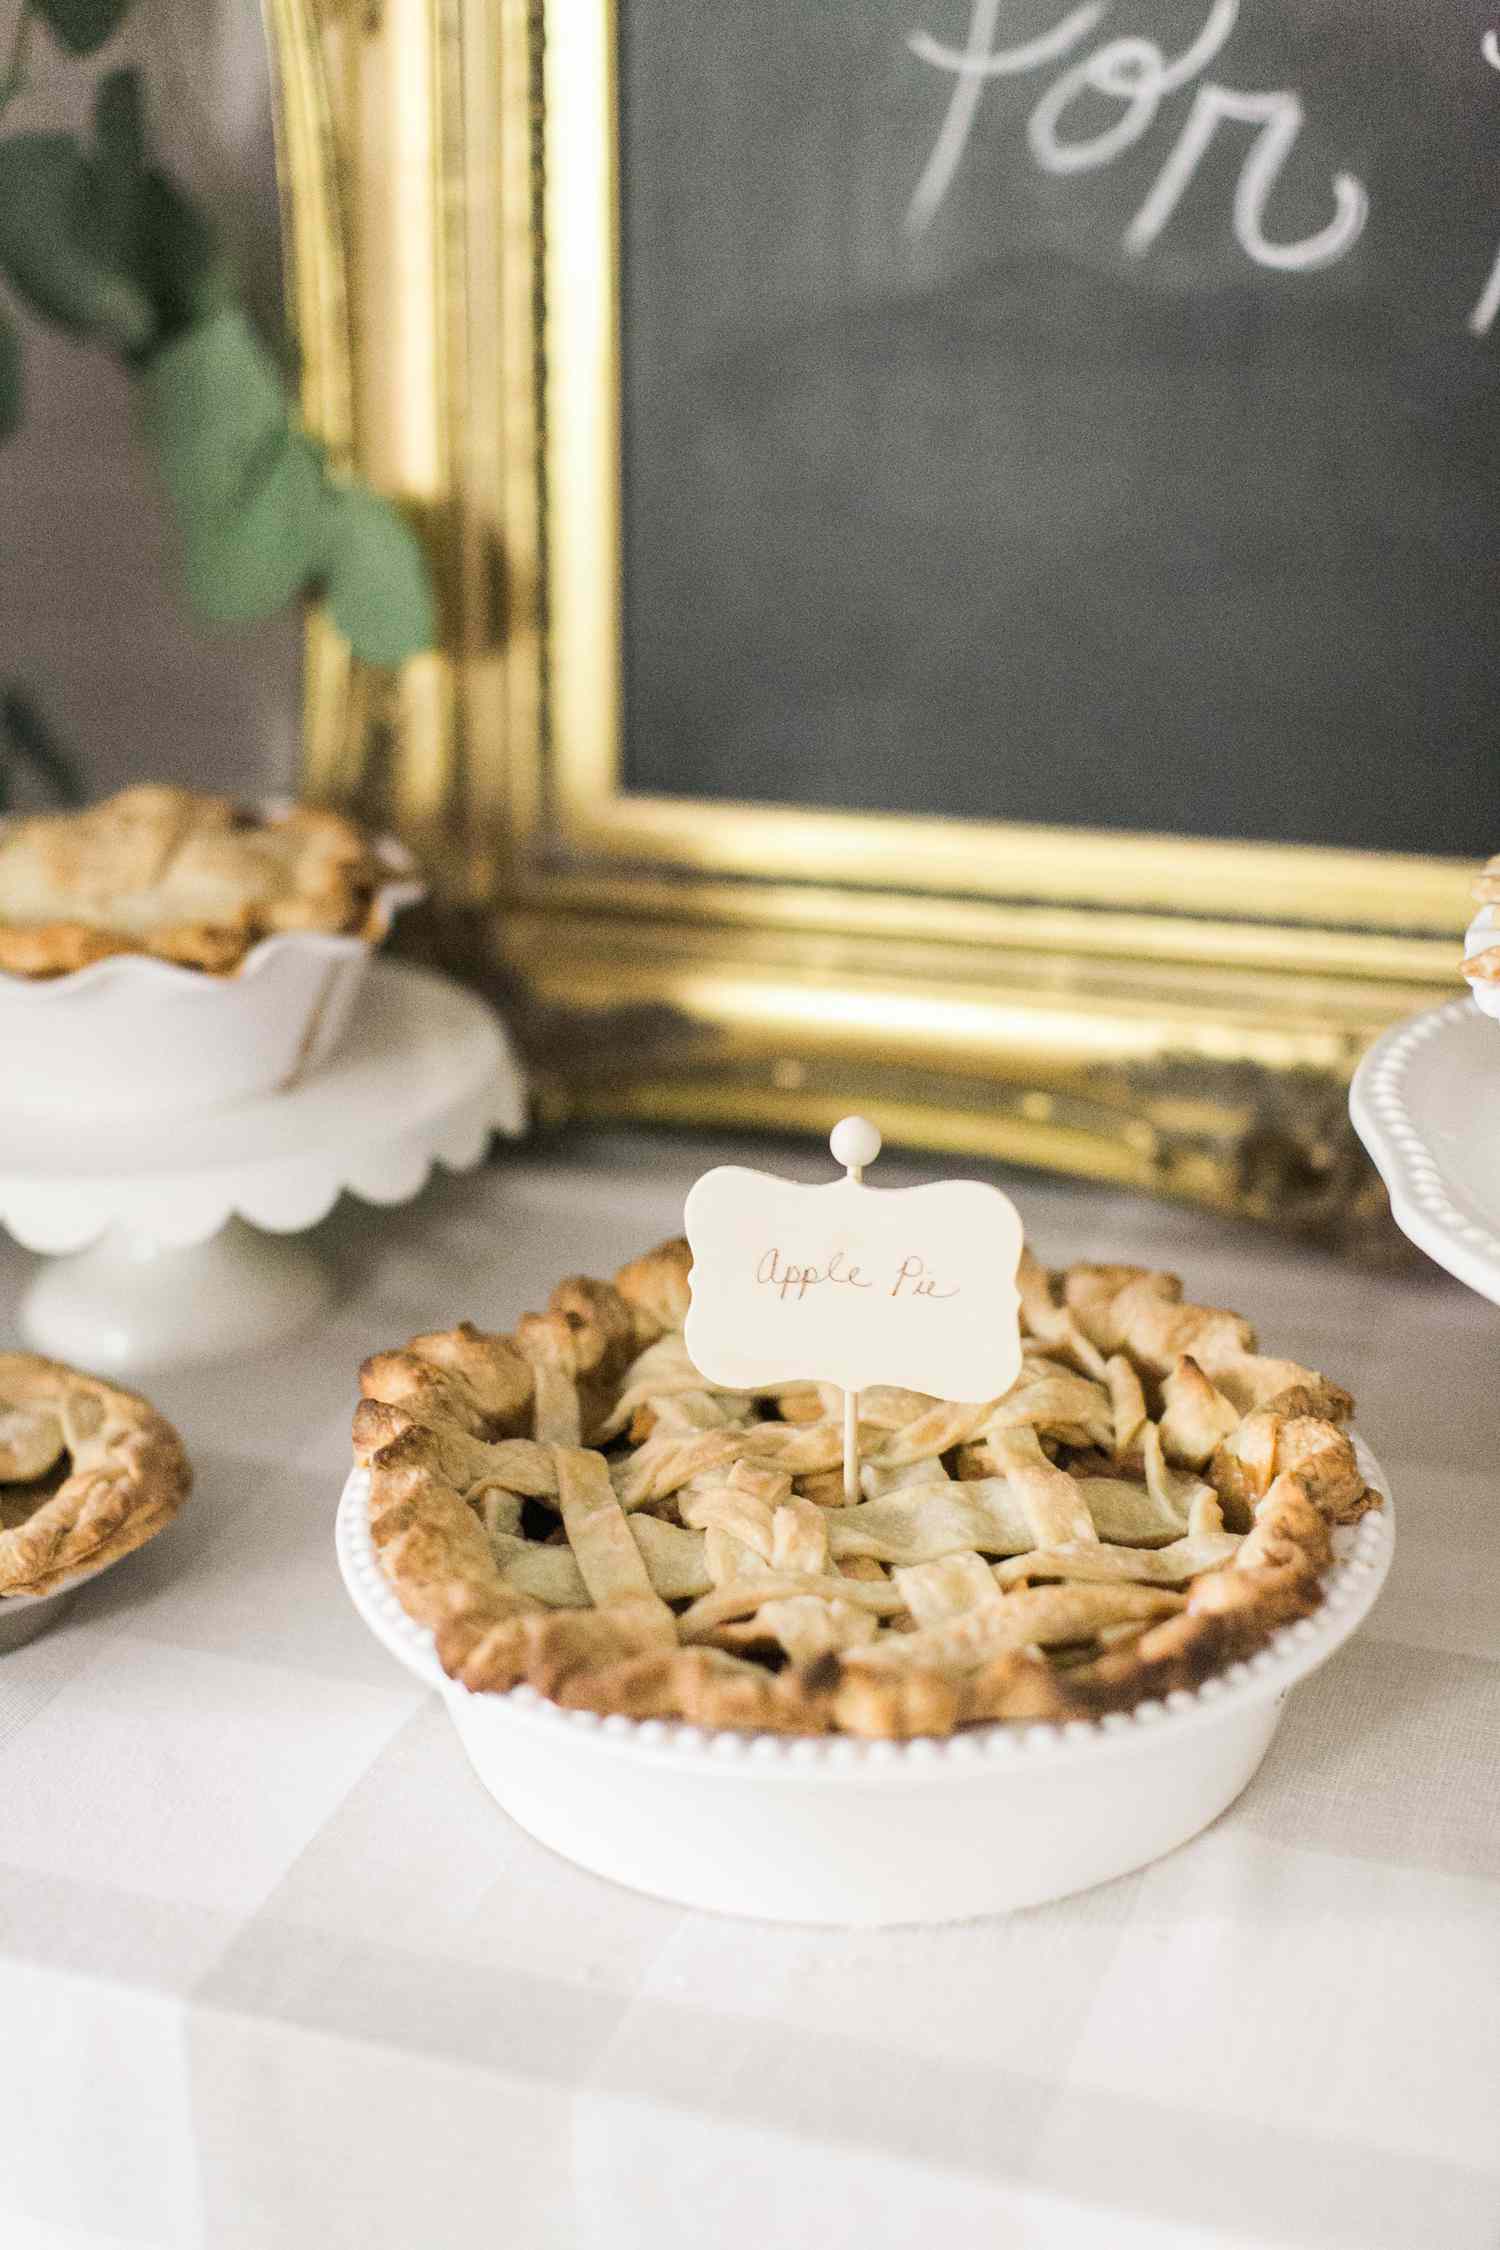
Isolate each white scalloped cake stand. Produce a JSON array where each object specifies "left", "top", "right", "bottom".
[
  {"left": 0, "top": 960, "right": 526, "bottom": 1373},
  {"left": 1350, "top": 995, "right": 1500, "bottom": 1305}
]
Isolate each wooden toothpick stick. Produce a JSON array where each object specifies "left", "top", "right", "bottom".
[
  {"left": 842, "top": 1383, "right": 860, "bottom": 1506},
  {"left": 829, "top": 1116, "right": 882, "bottom": 1506}
]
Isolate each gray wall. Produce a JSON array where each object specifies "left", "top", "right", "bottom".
[{"left": 1, "top": 0, "right": 299, "bottom": 807}]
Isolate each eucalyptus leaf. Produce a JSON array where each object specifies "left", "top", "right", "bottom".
[
  {"left": 0, "top": 685, "right": 83, "bottom": 805},
  {"left": 0, "top": 307, "right": 20, "bottom": 444},
  {"left": 319, "top": 484, "right": 437, "bottom": 666},
  {"left": 138, "top": 306, "right": 290, "bottom": 507},
  {"left": 94, "top": 65, "right": 145, "bottom": 188},
  {"left": 136, "top": 307, "right": 326, "bottom": 616},
  {"left": 69, "top": 72, "right": 231, "bottom": 354},
  {"left": 136, "top": 304, "right": 434, "bottom": 661},
  {"left": 0, "top": 135, "right": 153, "bottom": 351},
  {"left": 181, "top": 430, "right": 329, "bottom": 621},
  {"left": 128, "top": 171, "right": 234, "bottom": 348},
  {"left": 34, "top": 0, "right": 132, "bottom": 56},
  {"left": 85, "top": 69, "right": 144, "bottom": 280}
]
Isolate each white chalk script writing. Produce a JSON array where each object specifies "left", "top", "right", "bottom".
[
  {"left": 907, "top": 0, "right": 1367, "bottom": 275},
  {"left": 756, "top": 1248, "right": 960, "bottom": 1303},
  {"left": 1469, "top": 31, "right": 1500, "bottom": 335}
]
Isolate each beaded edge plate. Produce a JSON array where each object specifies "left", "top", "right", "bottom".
[
  {"left": 1351, "top": 996, "right": 1500, "bottom": 1306},
  {"left": 337, "top": 1451, "right": 1394, "bottom": 1772}
]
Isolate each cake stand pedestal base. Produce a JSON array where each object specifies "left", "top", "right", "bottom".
[
  {"left": 0, "top": 961, "right": 525, "bottom": 1376},
  {"left": 20, "top": 1220, "right": 336, "bottom": 1374}
]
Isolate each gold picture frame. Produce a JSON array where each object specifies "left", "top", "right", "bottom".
[{"left": 274, "top": 0, "right": 1468, "bottom": 1230}]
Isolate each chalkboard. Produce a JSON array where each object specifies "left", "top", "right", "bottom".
[{"left": 618, "top": 0, "right": 1500, "bottom": 856}]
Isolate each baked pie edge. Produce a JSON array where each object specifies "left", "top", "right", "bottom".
[
  {"left": 0, "top": 1352, "right": 193, "bottom": 1600},
  {"left": 351, "top": 1237, "right": 1377, "bottom": 1740},
  {"left": 0, "top": 786, "right": 397, "bottom": 980}
]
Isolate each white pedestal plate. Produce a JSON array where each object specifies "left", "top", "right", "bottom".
[
  {"left": 1350, "top": 995, "right": 1500, "bottom": 1304},
  {"left": 0, "top": 960, "right": 526, "bottom": 1373}
]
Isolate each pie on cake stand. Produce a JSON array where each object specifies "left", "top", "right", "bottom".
[{"left": 0, "top": 960, "right": 524, "bottom": 1375}]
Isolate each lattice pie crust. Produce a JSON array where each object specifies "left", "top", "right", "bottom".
[{"left": 354, "top": 1239, "right": 1376, "bottom": 1737}]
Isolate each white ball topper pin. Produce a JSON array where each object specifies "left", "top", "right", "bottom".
[{"left": 684, "top": 1118, "right": 1026, "bottom": 1501}]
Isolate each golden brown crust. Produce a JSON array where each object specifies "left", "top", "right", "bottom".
[
  {"left": 1211, "top": 1412, "right": 1366, "bottom": 1523},
  {"left": 1470, "top": 855, "right": 1500, "bottom": 906},
  {"left": 0, "top": 1353, "right": 191, "bottom": 1599},
  {"left": 0, "top": 785, "right": 389, "bottom": 980},
  {"left": 358, "top": 1321, "right": 534, "bottom": 1441},
  {"left": 352, "top": 1238, "right": 1376, "bottom": 1738},
  {"left": 613, "top": 1238, "right": 693, "bottom": 1347},
  {"left": 0, "top": 922, "right": 135, "bottom": 976}
]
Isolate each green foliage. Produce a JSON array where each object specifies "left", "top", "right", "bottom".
[
  {"left": 139, "top": 309, "right": 328, "bottom": 615},
  {"left": 91, "top": 52, "right": 140, "bottom": 161},
  {"left": 0, "top": 302, "right": 18, "bottom": 439},
  {"left": 320, "top": 482, "right": 439, "bottom": 669},
  {"left": 0, "top": 133, "right": 154, "bottom": 349},
  {"left": 83, "top": 71, "right": 234, "bottom": 355},
  {"left": 0, "top": 54, "right": 435, "bottom": 667},
  {"left": 32, "top": 0, "right": 130, "bottom": 57},
  {"left": 138, "top": 308, "right": 436, "bottom": 656},
  {"left": 0, "top": 684, "right": 84, "bottom": 811},
  {"left": 127, "top": 169, "right": 235, "bottom": 345}
]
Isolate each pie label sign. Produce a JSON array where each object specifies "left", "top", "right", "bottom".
[{"left": 683, "top": 1119, "right": 1024, "bottom": 1404}]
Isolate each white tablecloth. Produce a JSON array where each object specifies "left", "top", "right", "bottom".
[{"left": 1, "top": 1131, "right": 1497, "bottom": 2250}]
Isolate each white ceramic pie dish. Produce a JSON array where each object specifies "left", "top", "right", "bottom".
[
  {"left": 0, "top": 1582, "right": 77, "bottom": 1653},
  {"left": 337, "top": 1442, "right": 1395, "bottom": 1925},
  {"left": 0, "top": 1530, "right": 141, "bottom": 1651},
  {"left": 0, "top": 811, "right": 423, "bottom": 1119},
  {"left": 0, "top": 1569, "right": 98, "bottom": 1653}
]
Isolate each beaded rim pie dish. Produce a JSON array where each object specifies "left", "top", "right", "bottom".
[
  {"left": 0, "top": 785, "right": 414, "bottom": 981},
  {"left": 338, "top": 1460, "right": 1391, "bottom": 1764},
  {"left": 0, "top": 1352, "right": 191, "bottom": 1602},
  {"left": 353, "top": 1239, "right": 1381, "bottom": 1740}
]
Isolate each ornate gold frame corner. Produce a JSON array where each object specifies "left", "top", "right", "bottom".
[{"left": 272, "top": 0, "right": 1468, "bottom": 1230}]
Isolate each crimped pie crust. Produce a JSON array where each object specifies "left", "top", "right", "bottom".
[
  {"left": 0, "top": 1353, "right": 192, "bottom": 1599},
  {"left": 1463, "top": 855, "right": 1500, "bottom": 981},
  {"left": 0, "top": 785, "right": 386, "bottom": 978},
  {"left": 353, "top": 1239, "right": 1377, "bottom": 1739}
]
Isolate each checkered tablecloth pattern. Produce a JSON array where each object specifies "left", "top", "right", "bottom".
[{"left": 1, "top": 1133, "right": 1497, "bottom": 2250}]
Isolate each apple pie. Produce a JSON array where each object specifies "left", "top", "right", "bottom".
[
  {"left": 353, "top": 1240, "right": 1376, "bottom": 1738},
  {"left": 0, "top": 784, "right": 387, "bottom": 977},
  {"left": 1462, "top": 857, "right": 1500, "bottom": 989},
  {"left": 0, "top": 1354, "right": 191, "bottom": 1601}
]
